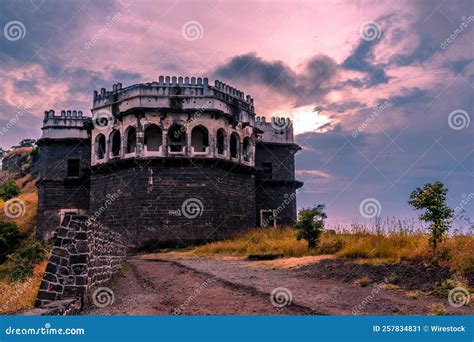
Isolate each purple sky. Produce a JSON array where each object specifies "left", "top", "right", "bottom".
[{"left": 0, "top": 0, "right": 473, "bottom": 227}]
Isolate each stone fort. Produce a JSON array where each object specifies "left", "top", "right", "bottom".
[{"left": 36, "top": 76, "right": 303, "bottom": 248}]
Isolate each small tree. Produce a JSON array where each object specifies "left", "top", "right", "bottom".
[
  {"left": 0, "top": 180, "right": 20, "bottom": 201},
  {"left": 408, "top": 182, "right": 454, "bottom": 261},
  {"left": 295, "top": 204, "right": 327, "bottom": 249}
]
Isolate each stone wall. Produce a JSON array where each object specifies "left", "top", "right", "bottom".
[
  {"left": 254, "top": 142, "right": 302, "bottom": 226},
  {"left": 90, "top": 159, "right": 256, "bottom": 247},
  {"left": 35, "top": 215, "right": 126, "bottom": 308},
  {"left": 36, "top": 139, "right": 91, "bottom": 242}
]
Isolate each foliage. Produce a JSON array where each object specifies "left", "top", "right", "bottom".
[
  {"left": 3, "top": 240, "right": 46, "bottom": 281},
  {"left": 408, "top": 182, "right": 454, "bottom": 260},
  {"left": 0, "top": 221, "right": 23, "bottom": 263},
  {"left": 0, "top": 179, "right": 20, "bottom": 201},
  {"left": 295, "top": 204, "right": 327, "bottom": 249}
]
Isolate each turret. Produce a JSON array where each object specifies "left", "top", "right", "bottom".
[{"left": 36, "top": 109, "right": 92, "bottom": 242}]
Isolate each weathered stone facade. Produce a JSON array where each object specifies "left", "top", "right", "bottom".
[
  {"left": 36, "top": 76, "right": 303, "bottom": 247},
  {"left": 35, "top": 215, "right": 126, "bottom": 307}
]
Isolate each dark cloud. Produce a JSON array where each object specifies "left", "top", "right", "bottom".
[
  {"left": 212, "top": 52, "right": 338, "bottom": 104},
  {"left": 213, "top": 52, "right": 296, "bottom": 94}
]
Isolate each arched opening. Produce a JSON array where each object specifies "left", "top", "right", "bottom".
[
  {"left": 125, "top": 126, "right": 136, "bottom": 154},
  {"left": 216, "top": 128, "right": 226, "bottom": 155},
  {"left": 110, "top": 130, "right": 121, "bottom": 157},
  {"left": 243, "top": 137, "right": 252, "bottom": 161},
  {"left": 168, "top": 125, "right": 186, "bottom": 152},
  {"left": 144, "top": 124, "right": 162, "bottom": 151},
  {"left": 191, "top": 125, "right": 209, "bottom": 153},
  {"left": 96, "top": 134, "right": 106, "bottom": 160},
  {"left": 230, "top": 133, "right": 239, "bottom": 158}
]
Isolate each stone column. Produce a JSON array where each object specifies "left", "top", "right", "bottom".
[{"left": 136, "top": 112, "right": 144, "bottom": 157}]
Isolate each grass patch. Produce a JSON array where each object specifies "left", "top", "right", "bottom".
[
  {"left": 118, "top": 262, "right": 132, "bottom": 277},
  {"left": 188, "top": 226, "right": 474, "bottom": 277},
  {"left": 354, "top": 276, "right": 371, "bottom": 287},
  {"left": 0, "top": 261, "right": 46, "bottom": 314}
]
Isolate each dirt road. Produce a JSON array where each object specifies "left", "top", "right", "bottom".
[{"left": 83, "top": 257, "right": 473, "bottom": 315}]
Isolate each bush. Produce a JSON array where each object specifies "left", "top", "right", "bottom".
[
  {"left": 6, "top": 240, "right": 46, "bottom": 281},
  {"left": 0, "top": 221, "right": 23, "bottom": 263},
  {"left": 0, "top": 180, "right": 20, "bottom": 201},
  {"left": 295, "top": 204, "right": 327, "bottom": 249}
]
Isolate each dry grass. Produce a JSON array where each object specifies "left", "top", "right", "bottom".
[
  {"left": 190, "top": 226, "right": 474, "bottom": 276},
  {"left": 0, "top": 187, "right": 38, "bottom": 234},
  {"left": 192, "top": 227, "right": 313, "bottom": 257},
  {"left": 0, "top": 261, "right": 46, "bottom": 314}
]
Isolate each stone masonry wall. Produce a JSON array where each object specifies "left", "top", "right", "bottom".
[
  {"left": 90, "top": 160, "right": 256, "bottom": 247},
  {"left": 35, "top": 215, "right": 126, "bottom": 308}
]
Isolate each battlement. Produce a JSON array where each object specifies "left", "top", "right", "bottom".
[
  {"left": 255, "top": 116, "right": 294, "bottom": 144},
  {"left": 92, "top": 76, "right": 255, "bottom": 116},
  {"left": 41, "top": 109, "right": 91, "bottom": 140}
]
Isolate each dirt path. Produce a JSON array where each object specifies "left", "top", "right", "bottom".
[
  {"left": 82, "top": 258, "right": 314, "bottom": 315},
  {"left": 83, "top": 257, "right": 473, "bottom": 315}
]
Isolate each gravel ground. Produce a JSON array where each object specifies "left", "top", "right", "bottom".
[
  {"left": 83, "top": 257, "right": 473, "bottom": 315},
  {"left": 82, "top": 258, "right": 314, "bottom": 315}
]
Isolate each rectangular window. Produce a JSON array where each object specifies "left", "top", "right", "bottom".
[
  {"left": 67, "top": 159, "right": 80, "bottom": 177},
  {"left": 262, "top": 162, "right": 272, "bottom": 179}
]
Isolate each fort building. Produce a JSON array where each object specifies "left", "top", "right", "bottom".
[{"left": 35, "top": 76, "right": 303, "bottom": 247}]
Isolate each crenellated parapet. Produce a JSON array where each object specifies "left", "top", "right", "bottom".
[
  {"left": 41, "top": 109, "right": 91, "bottom": 140},
  {"left": 254, "top": 116, "right": 294, "bottom": 144},
  {"left": 92, "top": 76, "right": 255, "bottom": 119}
]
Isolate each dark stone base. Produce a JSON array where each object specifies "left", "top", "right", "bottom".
[{"left": 90, "top": 159, "right": 257, "bottom": 247}]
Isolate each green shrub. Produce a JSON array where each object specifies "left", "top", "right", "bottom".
[
  {"left": 0, "top": 221, "right": 23, "bottom": 263},
  {"left": 0, "top": 180, "right": 20, "bottom": 201},
  {"left": 296, "top": 204, "right": 327, "bottom": 249},
  {"left": 6, "top": 240, "right": 46, "bottom": 281}
]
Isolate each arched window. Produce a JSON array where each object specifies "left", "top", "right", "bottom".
[
  {"left": 243, "top": 137, "right": 252, "bottom": 161},
  {"left": 110, "top": 130, "right": 121, "bottom": 157},
  {"left": 191, "top": 125, "right": 209, "bottom": 153},
  {"left": 125, "top": 126, "right": 136, "bottom": 154},
  {"left": 216, "top": 128, "right": 226, "bottom": 155},
  {"left": 96, "top": 134, "right": 106, "bottom": 160},
  {"left": 168, "top": 125, "right": 186, "bottom": 152},
  {"left": 230, "top": 133, "right": 240, "bottom": 158},
  {"left": 144, "top": 125, "right": 162, "bottom": 151}
]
